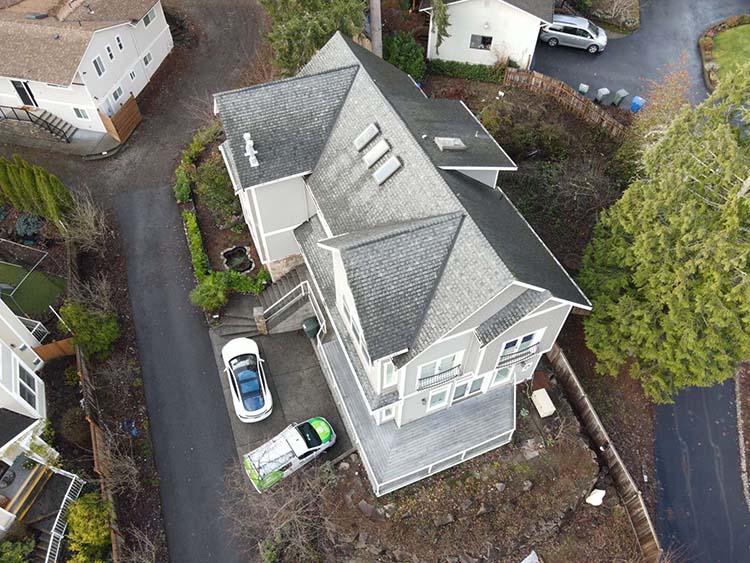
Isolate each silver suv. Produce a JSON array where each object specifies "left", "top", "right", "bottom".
[{"left": 539, "top": 15, "right": 608, "bottom": 53}]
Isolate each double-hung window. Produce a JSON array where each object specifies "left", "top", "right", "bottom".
[
  {"left": 92, "top": 56, "right": 105, "bottom": 77},
  {"left": 106, "top": 44, "right": 114, "bottom": 60},
  {"left": 73, "top": 107, "right": 89, "bottom": 120},
  {"left": 116, "top": 35, "right": 124, "bottom": 50},
  {"left": 112, "top": 85, "right": 124, "bottom": 103},
  {"left": 143, "top": 52, "right": 153, "bottom": 67},
  {"left": 143, "top": 7, "right": 156, "bottom": 27},
  {"left": 18, "top": 365, "right": 36, "bottom": 409},
  {"left": 382, "top": 361, "right": 397, "bottom": 388}
]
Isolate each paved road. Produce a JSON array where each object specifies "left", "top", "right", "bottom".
[
  {"left": 533, "top": 0, "right": 749, "bottom": 102},
  {"left": 536, "top": 1, "right": 750, "bottom": 560}
]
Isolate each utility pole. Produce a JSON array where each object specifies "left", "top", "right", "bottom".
[{"left": 370, "top": 0, "right": 383, "bottom": 57}]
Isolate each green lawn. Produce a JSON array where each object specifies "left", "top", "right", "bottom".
[
  {"left": 0, "top": 262, "right": 66, "bottom": 316},
  {"left": 713, "top": 24, "right": 750, "bottom": 81}
]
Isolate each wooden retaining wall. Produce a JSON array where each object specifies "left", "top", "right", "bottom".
[
  {"left": 504, "top": 68, "right": 627, "bottom": 138},
  {"left": 547, "top": 344, "right": 662, "bottom": 562}
]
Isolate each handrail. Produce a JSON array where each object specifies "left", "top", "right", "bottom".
[
  {"left": 495, "top": 343, "right": 539, "bottom": 370},
  {"left": 263, "top": 282, "right": 306, "bottom": 321},
  {"left": 18, "top": 315, "right": 49, "bottom": 343},
  {"left": 0, "top": 105, "right": 72, "bottom": 143},
  {"left": 417, "top": 364, "right": 463, "bottom": 391},
  {"left": 44, "top": 475, "right": 84, "bottom": 563}
]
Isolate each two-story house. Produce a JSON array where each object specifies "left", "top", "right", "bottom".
[
  {"left": 214, "top": 32, "right": 590, "bottom": 496},
  {"left": 0, "top": 299, "right": 84, "bottom": 561},
  {"left": 0, "top": 0, "right": 172, "bottom": 144}
]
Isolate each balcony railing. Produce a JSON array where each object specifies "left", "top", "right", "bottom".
[
  {"left": 18, "top": 316, "right": 50, "bottom": 343},
  {"left": 417, "top": 364, "right": 463, "bottom": 391},
  {"left": 496, "top": 343, "right": 539, "bottom": 370}
]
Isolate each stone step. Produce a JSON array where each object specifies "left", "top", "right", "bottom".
[{"left": 215, "top": 325, "right": 260, "bottom": 338}]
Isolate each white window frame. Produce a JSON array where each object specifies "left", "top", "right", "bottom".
[
  {"left": 382, "top": 361, "right": 397, "bottom": 388},
  {"left": 417, "top": 351, "right": 463, "bottom": 381},
  {"left": 106, "top": 44, "right": 115, "bottom": 60},
  {"left": 426, "top": 387, "right": 449, "bottom": 412},
  {"left": 112, "top": 85, "right": 124, "bottom": 103},
  {"left": 452, "top": 374, "right": 485, "bottom": 403},
  {"left": 92, "top": 56, "right": 105, "bottom": 77},
  {"left": 18, "top": 364, "right": 37, "bottom": 409},
  {"left": 381, "top": 405, "right": 396, "bottom": 422},
  {"left": 491, "top": 365, "right": 513, "bottom": 387},
  {"left": 116, "top": 35, "right": 124, "bottom": 50},
  {"left": 470, "top": 34, "right": 493, "bottom": 50},
  {"left": 129, "top": 69, "right": 137, "bottom": 81},
  {"left": 73, "top": 107, "right": 90, "bottom": 120},
  {"left": 143, "top": 7, "right": 156, "bottom": 27},
  {"left": 143, "top": 52, "right": 153, "bottom": 67}
]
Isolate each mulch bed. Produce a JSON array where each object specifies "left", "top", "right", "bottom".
[
  {"left": 76, "top": 216, "right": 167, "bottom": 561},
  {"left": 738, "top": 362, "right": 750, "bottom": 508}
]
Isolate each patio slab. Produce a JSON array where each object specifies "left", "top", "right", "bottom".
[{"left": 208, "top": 328, "right": 351, "bottom": 461}]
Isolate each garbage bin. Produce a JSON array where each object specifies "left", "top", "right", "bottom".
[
  {"left": 302, "top": 317, "right": 320, "bottom": 339},
  {"left": 631, "top": 96, "right": 646, "bottom": 113}
]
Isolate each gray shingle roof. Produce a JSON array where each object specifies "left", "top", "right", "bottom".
[
  {"left": 214, "top": 65, "right": 358, "bottom": 189},
  {"left": 419, "top": 0, "right": 554, "bottom": 22},
  {"left": 321, "top": 213, "right": 463, "bottom": 360},
  {"left": 476, "top": 289, "right": 551, "bottom": 346},
  {"left": 0, "top": 408, "right": 35, "bottom": 448}
]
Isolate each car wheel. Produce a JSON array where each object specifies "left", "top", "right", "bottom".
[
  {"left": 587, "top": 44, "right": 599, "bottom": 54},
  {"left": 548, "top": 37, "right": 559, "bottom": 47}
]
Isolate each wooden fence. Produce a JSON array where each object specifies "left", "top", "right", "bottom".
[
  {"left": 99, "top": 95, "right": 142, "bottom": 143},
  {"left": 504, "top": 68, "right": 627, "bottom": 138},
  {"left": 547, "top": 344, "right": 662, "bottom": 562},
  {"left": 33, "top": 337, "right": 74, "bottom": 361}
]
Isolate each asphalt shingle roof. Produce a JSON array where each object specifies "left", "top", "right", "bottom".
[
  {"left": 419, "top": 0, "right": 554, "bottom": 22},
  {"left": 214, "top": 66, "right": 358, "bottom": 189},
  {"left": 476, "top": 289, "right": 551, "bottom": 346},
  {"left": 0, "top": 408, "right": 35, "bottom": 448},
  {"left": 321, "top": 213, "right": 463, "bottom": 360}
]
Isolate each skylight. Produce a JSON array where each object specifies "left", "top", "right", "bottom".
[
  {"left": 354, "top": 123, "right": 379, "bottom": 151},
  {"left": 434, "top": 137, "right": 467, "bottom": 151},
  {"left": 363, "top": 139, "right": 390, "bottom": 168},
  {"left": 373, "top": 156, "right": 402, "bottom": 185}
]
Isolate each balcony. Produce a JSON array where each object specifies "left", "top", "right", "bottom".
[
  {"left": 417, "top": 364, "right": 463, "bottom": 391},
  {"left": 496, "top": 343, "right": 539, "bottom": 370}
]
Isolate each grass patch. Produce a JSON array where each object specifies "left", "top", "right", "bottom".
[
  {"left": 0, "top": 262, "right": 66, "bottom": 315},
  {"left": 712, "top": 24, "right": 750, "bottom": 81}
]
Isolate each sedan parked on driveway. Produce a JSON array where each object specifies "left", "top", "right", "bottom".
[
  {"left": 539, "top": 15, "right": 608, "bottom": 53},
  {"left": 221, "top": 337, "right": 272, "bottom": 423}
]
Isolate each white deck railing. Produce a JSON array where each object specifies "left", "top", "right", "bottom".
[{"left": 44, "top": 471, "right": 85, "bottom": 563}]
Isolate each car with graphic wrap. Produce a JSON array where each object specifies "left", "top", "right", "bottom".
[{"left": 242, "top": 417, "right": 336, "bottom": 492}]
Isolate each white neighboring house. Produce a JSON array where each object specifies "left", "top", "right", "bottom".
[
  {"left": 0, "top": 299, "right": 84, "bottom": 561},
  {"left": 0, "top": 0, "right": 173, "bottom": 142},
  {"left": 420, "top": 0, "right": 553, "bottom": 69},
  {"left": 214, "top": 33, "right": 591, "bottom": 497}
]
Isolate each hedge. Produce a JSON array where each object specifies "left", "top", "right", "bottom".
[
  {"left": 182, "top": 209, "right": 209, "bottom": 282},
  {"left": 426, "top": 59, "right": 508, "bottom": 83}
]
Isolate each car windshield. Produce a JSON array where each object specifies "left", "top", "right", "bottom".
[
  {"left": 588, "top": 21, "right": 599, "bottom": 36},
  {"left": 230, "top": 354, "right": 264, "bottom": 411},
  {"left": 296, "top": 422, "right": 322, "bottom": 449}
]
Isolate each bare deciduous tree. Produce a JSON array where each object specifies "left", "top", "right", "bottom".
[
  {"left": 121, "top": 526, "right": 160, "bottom": 563},
  {"left": 62, "top": 188, "right": 110, "bottom": 255},
  {"left": 69, "top": 273, "right": 115, "bottom": 314},
  {"left": 101, "top": 427, "right": 141, "bottom": 498},
  {"left": 221, "top": 461, "right": 336, "bottom": 561}
]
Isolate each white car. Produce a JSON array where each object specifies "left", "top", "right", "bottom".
[{"left": 221, "top": 337, "right": 272, "bottom": 423}]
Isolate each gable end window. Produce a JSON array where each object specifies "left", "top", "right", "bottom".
[
  {"left": 116, "top": 35, "right": 124, "bottom": 50},
  {"left": 143, "top": 7, "right": 156, "bottom": 27},
  {"left": 92, "top": 56, "right": 105, "bottom": 77},
  {"left": 470, "top": 34, "right": 493, "bottom": 50},
  {"left": 143, "top": 52, "right": 153, "bottom": 67},
  {"left": 106, "top": 44, "right": 114, "bottom": 60}
]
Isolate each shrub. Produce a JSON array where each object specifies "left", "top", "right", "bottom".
[
  {"left": 0, "top": 537, "right": 35, "bottom": 563},
  {"left": 189, "top": 271, "right": 230, "bottom": 312},
  {"left": 182, "top": 122, "right": 223, "bottom": 165},
  {"left": 15, "top": 214, "right": 43, "bottom": 239},
  {"left": 226, "top": 268, "right": 270, "bottom": 295},
  {"left": 60, "top": 301, "right": 120, "bottom": 361},
  {"left": 63, "top": 192, "right": 109, "bottom": 255},
  {"left": 426, "top": 58, "right": 505, "bottom": 82},
  {"left": 570, "top": 0, "right": 591, "bottom": 13},
  {"left": 173, "top": 163, "right": 195, "bottom": 204},
  {"left": 67, "top": 492, "right": 112, "bottom": 563},
  {"left": 60, "top": 406, "right": 90, "bottom": 446},
  {"left": 195, "top": 162, "right": 240, "bottom": 226},
  {"left": 182, "top": 210, "right": 209, "bottom": 281},
  {"left": 384, "top": 31, "right": 426, "bottom": 81}
]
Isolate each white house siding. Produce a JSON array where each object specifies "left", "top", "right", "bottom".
[
  {"left": 0, "top": 77, "right": 103, "bottom": 131},
  {"left": 427, "top": 0, "right": 542, "bottom": 69},
  {"left": 0, "top": 343, "right": 45, "bottom": 420}
]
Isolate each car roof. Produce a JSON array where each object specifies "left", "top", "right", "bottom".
[{"left": 552, "top": 14, "right": 589, "bottom": 27}]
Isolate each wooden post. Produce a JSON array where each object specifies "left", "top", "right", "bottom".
[{"left": 370, "top": 0, "right": 383, "bottom": 57}]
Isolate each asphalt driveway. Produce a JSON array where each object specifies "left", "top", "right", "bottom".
[{"left": 533, "top": 0, "right": 749, "bottom": 102}]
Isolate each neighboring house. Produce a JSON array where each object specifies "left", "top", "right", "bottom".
[
  {"left": 419, "top": 0, "right": 554, "bottom": 69},
  {"left": 214, "top": 32, "right": 590, "bottom": 496},
  {"left": 0, "top": 0, "right": 173, "bottom": 142},
  {"left": 0, "top": 299, "right": 84, "bottom": 562}
]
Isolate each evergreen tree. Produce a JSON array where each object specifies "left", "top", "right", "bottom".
[
  {"left": 431, "top": 0, "right": 450, "bottom": 54},
  {"left": 579, "top": 64, "right": 750, "bottom": 403},
  {"left": 259, "top": 0, "right": 366, "bottom": 76}
]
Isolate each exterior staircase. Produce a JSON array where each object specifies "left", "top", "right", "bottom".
[
  {"left": 259, "top": 266, "right": 308, "bottom": 310},
  {"left": 4, "top": 463, "right": 53, "bottom": 520},
  {"left": 34, "top": 110, "right": 77, "bottom": 142}
]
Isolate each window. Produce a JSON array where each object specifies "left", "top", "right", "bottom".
[
  {"left": 492, "top": 366, "right": 512, "bottom": 387},
  {"left": 470, "top": 34, "right": 493, "bottom": 50},
  {"left": 383, "top": 361, "right": 397, "bottom": 388},
  {"left": 92, "top": 56, "right": 105, "bottom": 77},
  {"left": 129, "top": 69, "right": 136, "bottom": 80},
  {"left": 341, "top": 300, "right": 351, "bottom": 323},
  {"left": 427, "top": 388, "right": 449, "bottom": 411},
  {"left": 143, "top": 52, "right": 153, "bottom": 67},
  {"left": 112, "top": 85, "right": 124, "bottom": 102},
  {"left": 116, "top": 35, "right": 124, "bottom": 50},
  {"left": 18, "top": 365, "right": 36, "bottom": 409},
  {"left": 381, "top": 405, "right": 395, "bottom": 422},
  {"left": 418, "top": 353, "right": 459, "bottom": 380},
  {"left": 143, "top": 7, "right": 156, "bottom": 27},
  {"left": 501, "top": 339, "right": 518, "bottom": 356},
  {"left": 519, "top": 333, "right": 536, "bottom": 351},
  {"left": 73, "top": 107, "right": 89, "bottom": 120},
  {"left": 561, "top": 26, "right": 580, "bottom": 36},
  {"left": 452, "top": 376, "right": 485, "bottom": 402},
  {"left": 469, "top": 377, "right": 484, "bottom": 395},
  {"left": 106, "top": 44, "right": 114, "bottom": 60}
]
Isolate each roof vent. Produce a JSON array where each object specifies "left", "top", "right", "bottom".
[
  {"left": 434, "top": 137, "right": 467, "bottom": 151},
  {"left": 243, "top": 132, "right": 259, "bottom": 167},
  {"left": 373, "top": 156, "right": 402, "bottom": 185},
  {"left": 363, "top": 139, "right": 390, "bottom": 168},
  {"left": 354, "top": 123, "right": 379, "bottom": 151},
  {"left": 25, "top": 13, "right": 49, "bottom": 20}
]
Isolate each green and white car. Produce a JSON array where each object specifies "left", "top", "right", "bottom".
[{"left": 242, "top": 417, "right": 336, "bottom": 492}]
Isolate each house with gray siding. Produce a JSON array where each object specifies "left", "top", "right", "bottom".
[{"left": 214, "top": 32, "right": 590, "bottom": 496}]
